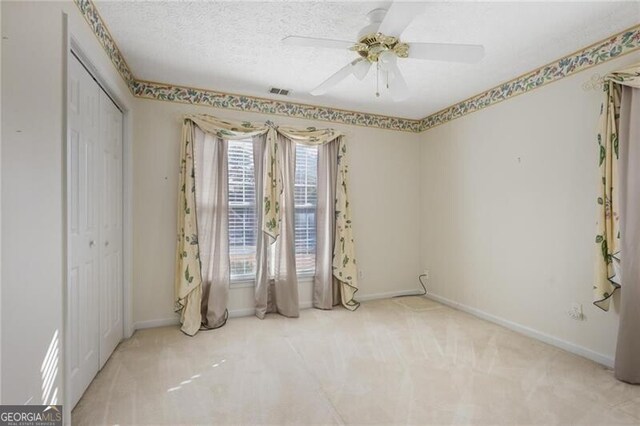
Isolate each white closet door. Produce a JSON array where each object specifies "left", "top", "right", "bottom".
[
  {"left": 98, "top": 91, "right": 123, "bottom": 368},
  {"left": 68, "top": 54, "right": 101, "bottom": 408},
  {"left": 68, "top": 54, "right": 124, "bottom": 408}
]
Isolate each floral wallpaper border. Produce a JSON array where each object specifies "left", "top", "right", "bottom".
[
  {"left": 73, "top": 0, "right": 136, "bottom": 90},
  {"left": 74, "top": 0, "right": 639, "bottom": 133},
  {"left": 419, "top": 25, "right": 640, "bottom": 132},
  {"left": 132, "top": 80, "right": 421, "bottom": 132}
]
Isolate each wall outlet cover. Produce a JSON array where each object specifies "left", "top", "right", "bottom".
[{"left": 568, "top": 303, "right": 584, "bottom": 321}]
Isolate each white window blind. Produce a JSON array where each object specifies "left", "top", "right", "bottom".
[
  {"left": 225, "top": 140, "right": 318, "bottom": 281},
  {"left": 294, "top": 144, "right": 318, "bottom": 275},
  {"left": 228, "top": 140, "right": 256, "bottom": 280}
]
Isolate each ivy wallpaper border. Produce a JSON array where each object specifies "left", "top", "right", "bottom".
[
  {"left": 74, "top": 0, "right": 639, "bottom": 133},
  {"left": 73, "top": 0, "right": 136, "bottom": 91},
  {"left": 132, "top": 80, "right": 421, "bottom": 132},
  {"left": 419, "top": 24, "right": 640, "bottom": 132}
]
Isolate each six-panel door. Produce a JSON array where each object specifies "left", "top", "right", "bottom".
[{"left": 68, "top": 54, "right": 124, "bottom": 409}]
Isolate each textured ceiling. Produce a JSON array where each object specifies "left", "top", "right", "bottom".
[{"left": 95, "top": 1, "right": 640, "bottom": 119}]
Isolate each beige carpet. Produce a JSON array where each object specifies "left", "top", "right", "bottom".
[{"left": 72, "top": 297, "right": 640, "bottom": 425}]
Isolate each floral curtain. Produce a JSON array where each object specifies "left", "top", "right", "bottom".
[
  {"left": 175, "top": 115, "right": 360, "bottom": 334},
  {"left": 333, "top": 140, "right": 360, "bottom": 310},
  {"left": 174, "top": 121, "right": 203, "bottom": 335},
  {"left": 594, "top": 63, "right": 640, "bottom": 311},
  {"left": 273, "top": 127, "right": 360, "bottom": 310}
]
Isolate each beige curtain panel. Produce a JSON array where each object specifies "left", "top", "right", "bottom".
[
  {"left": 615, "top": 84, "right": 640, "bottom": 384},
  {"left": 193, "top": 128, "right": 230, "bottom": 330},
  {"left": 592, "top": 63, "right": 640, "bottom": 384},
  {"left": 254, "top": 133, "right": 301, "bottom": 319},
  {"left": 175, "top": 114, "right": 360, "bottom": 335},
  {"left": 593, "top": 64, "right": 640, "bottom": 310},
  {"left": 314, "top": 138, "right": 341, "bottom": 309}
]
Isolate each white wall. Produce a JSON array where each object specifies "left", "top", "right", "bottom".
[
  {"left": 132, "top": 99, "right": 422, "bottom": 327},
  {"left": 1, "top": 0, "right": 134, "bottom": 406},
  {"left": 419, "top": 52, "right": 640, "bottom": 365}
]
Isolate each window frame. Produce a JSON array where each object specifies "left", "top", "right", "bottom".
[{"left": 226, "top": 139, "right": 319, "bottom": 287}]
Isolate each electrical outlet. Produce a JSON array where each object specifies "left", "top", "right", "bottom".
[{"left": 568, "top": 303, "right": 584, "bottom": 321}]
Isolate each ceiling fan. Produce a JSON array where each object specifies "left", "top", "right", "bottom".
[{"left": 282, "top": 2, "right": 485, "bottom": 101}]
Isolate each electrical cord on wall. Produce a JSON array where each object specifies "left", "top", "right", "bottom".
[{"left": 393, "top": 274, "right": 428, "bottom": 298}]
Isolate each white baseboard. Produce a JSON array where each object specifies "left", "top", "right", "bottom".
[
  {"left": 133, "top": 289, "right": 419, "bottom": 331},
  {"left": 358, "top": 289, "right": 421, "bottom": 301},
  {"left": 425, "top": 292, "right": 615, "bottom": 368},
  {"left": 134, "top": 317, "right": 180, "bottom": 330}
]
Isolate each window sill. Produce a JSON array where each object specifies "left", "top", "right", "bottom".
[{"left": 230, "top": 273, "right": 314, "bottom": 289}]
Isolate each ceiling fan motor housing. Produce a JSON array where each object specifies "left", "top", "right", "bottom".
[
  {"left": 353, "top": 8, "right": 409, "bottom": 63},
  {"left": 353, "top": 33, "right": 410, "bottom": 63}
]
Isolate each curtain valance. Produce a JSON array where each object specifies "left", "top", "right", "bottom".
[
  {"left": 604, "top": 64, "right": 640, "bottom": 88},
  {"left": 182, "top": 115, "right": 343, "bottom": 239},
  {"left": 594, "top": 63, "right": 640, "bottom": 311},
  {"left": 176, "top": 114, "right": 358, "bottom": 335},
  {"left": 184, "top": 114, "right": 342, "bottom": 143}
]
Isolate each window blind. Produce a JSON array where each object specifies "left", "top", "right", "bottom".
[
  {"left": 225, "top": 139, "right": 318, "bottom": 280},
  {"left": 228, "top": 140, "right": 256, "bottom": 279},
  {"left": 294, "top": 144, "right": 318, "bottom": 275}
]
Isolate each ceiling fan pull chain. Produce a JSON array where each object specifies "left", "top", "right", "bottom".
[{"left": 376, "top": 62, "right": 380, "bottom": 97}]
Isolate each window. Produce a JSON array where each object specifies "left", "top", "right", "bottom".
[
  {"left": 228, "top": 140, "right": 256, "bottom": 280},
  {"left": 294, "top": 144, "right": 318, "bottom": 275},
  {"left": 226, "top": 140, "right": 318, "bottom": 281}
]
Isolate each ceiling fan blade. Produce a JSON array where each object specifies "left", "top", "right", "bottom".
[
  {"left": 377, "top": 2, "right": 426, "bottom": 38},
  {"left": 387, "top": 63, "right": 410, "bottom": 101},
  {"left": 353, "top": 59, "right": 371, "bottom": 80},
  {"left": 408, "top": 42, "right": 485, "bottom": 63},
  {"left": 282, "top": 36, "right": 354, "bottom": 50},
  {"left": 311, "top": 59, "right": 362, "bottom": 96}
]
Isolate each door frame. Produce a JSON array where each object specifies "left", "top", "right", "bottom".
[{"left": 63, "top": 21, "right": 134, "bottom": 415}]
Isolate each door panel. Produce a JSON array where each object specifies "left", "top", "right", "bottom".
[
  {"left": 67, "top": 55, "right": 100, "bottom": 409},
  {"left": 68, "top": 54, "right": 124, "bottom": 408},
  {"left": 99, "top": 91, "right": 124, "bottom": 368}
]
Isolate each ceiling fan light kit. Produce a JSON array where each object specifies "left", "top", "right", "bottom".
[{"left": 282, "top": 2, "right": 485, "bottom": 102}]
